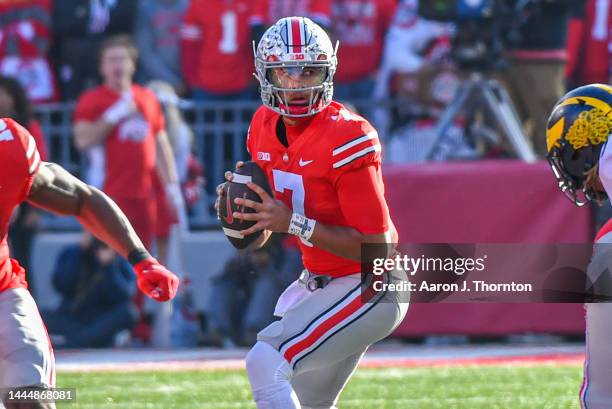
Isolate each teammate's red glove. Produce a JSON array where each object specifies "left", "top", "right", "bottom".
[{"left": 133, "top": 258, "right": 179, "bottom": 302}]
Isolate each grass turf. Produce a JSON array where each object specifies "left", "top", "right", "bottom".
[{"left": 56, "top": 364, "right": 582, "bottom": 408}]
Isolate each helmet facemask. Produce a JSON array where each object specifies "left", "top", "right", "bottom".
[
  {"left": 547, "top": 140, "right": 605, "bottom": 206},
  {"left": 266, "top": 61, "right": 331, "bottom": 117}
]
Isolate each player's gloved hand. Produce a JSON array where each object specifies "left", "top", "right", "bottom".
[
  {"left": 103, "top": 92, "right": 138, "bottom": 125},
  {"left": 133, "top": 258, "right": 179, "bottom": 302},
  {"left": 215, "top": 161, "right": 244, "bottom": 219}
]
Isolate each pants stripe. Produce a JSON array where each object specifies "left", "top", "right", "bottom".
[
  {"left": 284, "top": 292, "right": 365, "bottom": 363},
  {"left": 292, "top": 289, "right": 386, "bottom": 370},
  {"left": 278, "top": 280, "right": 362, "bottom": 352},
  {"left": 282, "top": 274, "right": 388, "bottom": 366}
]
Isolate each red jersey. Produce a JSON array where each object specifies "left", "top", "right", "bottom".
[
  {"left": 247, "top": 101, "right": 397, "bottom": 277},
  {"left": 181, "top": 0, "right": 255, "bottom": 94},
  {"left": 332, "top": 0, "right": 396, "bottom": 83},
  {"left": 251, "top": 0, "right": 332, "bottom": 26},
  {"left": 73, "top": 85, "right": 164, "bottom": 199},
  {"left": 566, "top": 0, "right": 612, "bottom": 86},
  {"left": 0, "top": 118, "right": 41, "bottom": 292}
]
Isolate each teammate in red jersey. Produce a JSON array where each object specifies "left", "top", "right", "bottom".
[
  {"left": 217, "top": 17, "right": 408, "bottom": 409},
  {"left": 0, "top": 118, "right": 179, "bottom": 409}
]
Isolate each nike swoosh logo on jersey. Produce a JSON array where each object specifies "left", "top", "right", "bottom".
[{"left": 299, "top": 159, "right": 314, "bottom": 166}]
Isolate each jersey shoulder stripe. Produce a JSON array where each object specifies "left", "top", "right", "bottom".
[
  {"left": 25, "top": 132, "right": 36, "bottom": 159},
  {"left": 331, "top": 130, "right": 381, "bottom": 169},
  {"left": 332, "top": 130, "right": 378, "bottom": 156},
  {"left": 1, "top": 118, "right": 41, "bottom": 176},
  {"left": 29, "top": 149, "right": 41, "bottom": 175},
  {"left": 333, "top": 144, "right": 381, "bottom": 169}
]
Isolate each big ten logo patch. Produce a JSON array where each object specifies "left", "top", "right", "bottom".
[
  {"left": 118, "top": 114, "right": 150, "bottom": 143},
  {"left": 258, "top": 151, "right": 271, "bottom": 161}
]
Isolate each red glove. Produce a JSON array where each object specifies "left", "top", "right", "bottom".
[{"left": 133, "top": 258, "right": 179, "bottom": 302}]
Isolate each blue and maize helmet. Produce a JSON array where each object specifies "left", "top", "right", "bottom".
[{"left": 546, "top": 84, "right": 612, "bottom": 206}]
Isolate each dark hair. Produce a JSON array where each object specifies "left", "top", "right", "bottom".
[
  {"left": 0, "top": 76, "right": 32, "bottom": 125},
  {"left": 99, "top": 34, "right": 139, "bottom": 64}
]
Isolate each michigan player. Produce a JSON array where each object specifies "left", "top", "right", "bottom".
[
  {"left": 545, "top": 83, "right": 612, "bottom": 409},
  {"left": 0, "top": 118, "right": 179, "bottom": 409},
  {"left": 217, "top": 17, "right": 409, "bottom": 409}
]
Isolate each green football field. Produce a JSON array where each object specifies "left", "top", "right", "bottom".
[{"left": 55, "top": 363, "right": 583, "bottom": 408}]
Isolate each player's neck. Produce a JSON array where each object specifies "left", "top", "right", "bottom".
[{"left": 282, "top": 115, "right": 313, "bottom": 128}]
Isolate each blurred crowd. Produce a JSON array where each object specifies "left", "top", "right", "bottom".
[
  {"left": 0, "top": 1, "right": 607, "bottom": 159},
  {"left": 2, "top": 0, "right": 611, "bottom": 348}
]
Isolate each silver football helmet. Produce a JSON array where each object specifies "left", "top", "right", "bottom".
[{"left": 254, "top": 17, "right": 338, "bottom": 117}]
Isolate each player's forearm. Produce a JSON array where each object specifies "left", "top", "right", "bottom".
[
  {"left": 307, "top": 223, "right": 366, "bottom": 261},
  {"left": 73, "top": 120, "right": 113, "bottom": 151},
  {"left": 75, "top": 186, "right": 147, "bottom": 259},
  {"left": 297, "top": 221, "right": 396, "bottom": 262},
  {"left": 28, "top": 163, "right": 146, "bottom": 259}
]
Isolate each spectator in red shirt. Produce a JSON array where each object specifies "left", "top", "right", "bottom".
[
  {"left": 0, "top": 75, "right": 48, "bottom": 295},
  {"left": 181, "top": 0, "right": 258, "bottom": 100},
  {"left": 0, "top": 0, "right": 58, "bottom": 103},
  {"left": 566, "top": 0, "right": 612, "bottom": 87},
  {"left": 72, "top": 36, "right": 181, "bottom": 252},
  {"left": 251, "top": 0, "right": 332, "bottom": 32},
  {"left": 73, "top": 35, "right": 182, "bottom": 344},
  {"left": 331, "top": 0, "right": 396, "bottom": 103},
  {"left": 250, "top": 0, "right": 333, "bottom": 46}
]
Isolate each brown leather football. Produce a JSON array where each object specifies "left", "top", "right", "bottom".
[{"left": 218, "top": 161, "right": 272, "bottom": 249}]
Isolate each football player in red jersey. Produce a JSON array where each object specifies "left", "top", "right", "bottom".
[
  {"left": 217, "top": 17, "right": 408, "bottom": 409},
  {"left": 0, "top": 118, "right": 179, "bottom": 409}
]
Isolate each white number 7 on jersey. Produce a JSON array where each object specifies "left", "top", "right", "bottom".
[{"left": 272, "top": 169, "right": 313, "bottom": 247}]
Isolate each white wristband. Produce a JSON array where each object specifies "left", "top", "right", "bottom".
[{"left": 288, "top": 213, "right": 316, "bottom": 241}]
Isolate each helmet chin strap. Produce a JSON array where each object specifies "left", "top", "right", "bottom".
[{"left": 584, "top": 163, "right": 607, "bottom": 204}]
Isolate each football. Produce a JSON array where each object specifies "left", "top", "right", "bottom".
[{"left": 218, "top": 161, "right": 272, "bottom": 249}]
